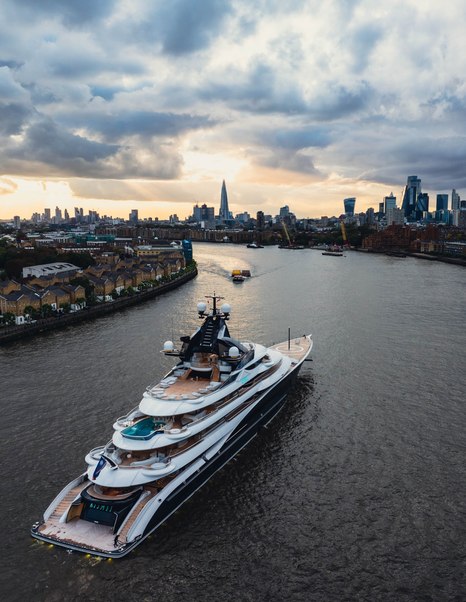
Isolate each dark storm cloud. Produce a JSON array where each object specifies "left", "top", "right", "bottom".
[
  {"left": 126, "top": 0, "right": 233, "bottom": 55},
  {"left": 0, "top": 102, "right": 33, "bottom": 135},
  {"left": 261, "top": 127, "right": 331, "bottom": 150},
  {"left": 93, "top": 111, "right": 215, "bottom": 142},
  {"left": 0, "top": 60, "right": 23, "bottom": 70},
  {"left": 259, "top": 149, "right": 320, "bottom": 174},
  {"left": 347, "top": 23, "right": 383, "bottom": 73},
  {"left": 23, "top": 83, "right": 61, "bottom": 106},
  {"left": 308, "top": 83, "right": 373, "bottom": 121},
  {"left": 2, "top": 0, "right": 116, "bottom": 27},
  {"left": 63, "top": 110, "right": 216, "bottom": 143},
  {"left": 90, "top": 85, "right": 122, "bottom": 102},
  {"left": 200, "top": 63, "right": 308, "bottom": 114},
  {"left": 14, "top": 118, "right": 119, "bottom": 164}
]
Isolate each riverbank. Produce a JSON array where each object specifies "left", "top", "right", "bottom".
[
  {"left": 0, "top": 267, "right": 197, "bottom": 344},
  {"left": 353, "top": 248, "right": 466, "bottom": 266}
]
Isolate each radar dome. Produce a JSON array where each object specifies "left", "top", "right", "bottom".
[
  {"left": 197, "top": 302, "right": 207, "bottom": 313},
  {"left": 163, "top": 341, "right": 174, "bottom": 352},
  {"left": 221, "top": 303, "right": 231, "bottom": 314},
  {"left": 229, "top": 346, "right": 240, "bottom": 358}
]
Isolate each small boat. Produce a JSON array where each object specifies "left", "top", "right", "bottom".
[
  {"left": 31, "top": 295, "right": 312, "bottom": 558},
  {"left": 278, "top": 244, "right": 305, "bottom": 250},
  {"left": 247, "top": 242, "right": 264, "bottom": 249},
  {"left": 322, "top": 251, "right": 343, "bottom": 256},
  {"left": 232, "top": 274, "right": 245, "bottom": 283}
]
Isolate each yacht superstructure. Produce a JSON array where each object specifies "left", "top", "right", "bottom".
[{"left": 31, "top": 295, "right": 312, "bottom": 558}]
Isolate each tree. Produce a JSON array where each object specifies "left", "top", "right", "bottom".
[
  {"left": 70, "top": 276, "right": 95, "bottom": 301},
  {"left": 59, "top": 302, "right": 71, "bottom": 314},
  {"left": 23, "top": 305, "right": 39, "bottom": 320},
  {"left": 1, "top": 312, "right": 16, "bottom": 325},
  {"left": 41, "top": 304, "right": 53, "bottom": 318}
]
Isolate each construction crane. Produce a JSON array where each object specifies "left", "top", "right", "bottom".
[
  {"left": 340, "top": 221, "right": 350, "bottom": 248},
  {"left": 282, "top": 221, "right": 292, "bottom": 247}
]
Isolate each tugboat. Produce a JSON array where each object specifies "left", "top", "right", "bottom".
[{"left": 31, "top": 295, "right": 313, "bottom": 558}]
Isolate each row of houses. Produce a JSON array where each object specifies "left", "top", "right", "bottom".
[
  {"left": 0, "top": 250, "right": 186, "bottom": 324},
  {"left": 0, "top": 279, "right": 86, "bottom": 322}
]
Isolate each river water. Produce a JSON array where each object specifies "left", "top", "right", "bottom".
[{"left": 1, "top": 244, "right": 465, "bottom": 601}]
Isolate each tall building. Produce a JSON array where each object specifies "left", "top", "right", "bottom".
[
  {"left": 384, "top": 193, "right": 396, "bottom": 213},
  {"left": 129, "top": 209, "right": 139, "bottom": 224},
  {"left": 436, "top": 194, "right": 448, "bottom": 211},
  {"left": 386, "top": 207, "right": 404, "bottom": 226},
  {"left": 44, "top": 208, "right": 51, "bottom": 222},
  {"left": 192, "top": 204, "right": 202, "bottom": 222},
  {"left": 401, "top": 176, "right": 421, "bottom": 219},
  {"left": 13, "top": 215, "right": 21, "bottom": 229},
  {"left": 256, "top": 211, "right": 265, "bottom": 229},
  {"left": 366, "top": 207, "right": 375, "bottom": 224},
  {"left": 416, "top": 193, "right": 429, "bottom": 219},
  {"left": 279, "top": 205, "right": 290, "bottom": 218},
  {"left": 452, "top": 189, "right": 460, "bottom": 211},
  {"left": 344, "top": 197, "right": 356, "bottom": 217},
  {"left": 219, "top": 180, "right": 231, "bottom": 221}
]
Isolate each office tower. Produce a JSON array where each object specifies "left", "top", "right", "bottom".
[
  {"left": 13, "top": 215, "right": 21, "bottom": 229},
  {"left": 416, "top": 193, "right": 429, "bottom": 220},
  {"left": 344, "top": 197, "right": 356, "bottom": 217},
  {"left": 384, "top": 193, "right": 396, "bottom": 213},
  {"left": 201, "top": 204, "right": 215, "bottom": 222},
  {"left": 366, "top": 207, "right": 375, "bottom": 224},
  {"left": 192, "top": 204, "right": 202, "bottom": 221},
  {"left": 378, "top": 202, "right": 384, "bottom": 214},
  {"left": 44, "top": 208, "right": 51, "bottom": 221},
  {"left": 64, "top": 209, "right": 70, "bottom": 221},
  {"left": 386, "top": 207, "right": 404, "bottom": 226},
  {"left": 55, "top": 206, "right": 62, "bottom": 222},
  {"left": 279, "top": 205, "right": 290, "bottom": 218},
  {"left": 129, "top": 209, "right": 138, "bottom": 224},
  {"left": 401, "top": 176, "right": 421, "bottom": 219},
  {"left": 436, "top": 194, "right": 448, "bottom": 211},
  {"left": 256, "top": 211, "right": 265, "bottom": 229},
  {"left": 451, "top": 189, "right": 460, "bottom": 211},
  {"left": 219, "top": 180, "right": 231, "bottom": 221}
]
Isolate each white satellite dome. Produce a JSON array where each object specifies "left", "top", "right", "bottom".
[
  {"left": 197, "top": 302, "right": 207, "bottom": 313},
  {"left": 163, "top": 341, "right": 174, "bottom": 352},
  {"left": 221, "top": 303, "right": 231, "bottom": 314},
  {"left": 229, "top": 346, "right": 240, "bottom": 358}
]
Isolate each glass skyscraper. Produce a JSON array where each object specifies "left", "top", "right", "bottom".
[
  {"left": 401, "top": 175, "right": 421, "bottom": 219},
  {"left": 436, "top": 194, "right": 448, "bottom": 211},
  {"left": 384, "top": 193, "right": 396, "bottom": 213},
  {"left": 344, "top": 197, "right": 356, "bottom": 216},
  {"left": 219, "top": 180, "right": 231, "bottom": 221}
]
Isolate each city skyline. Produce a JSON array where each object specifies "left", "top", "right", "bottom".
[{"left": 1, "top": 1, "right": 466, "bottom": 220}]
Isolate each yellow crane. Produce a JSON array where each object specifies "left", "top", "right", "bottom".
[
  {"left": 282, "top": 221, "right": 292, "bottom": 247},
  {"left": 340, "top": 221, "right": 350, "bottom": 248}
]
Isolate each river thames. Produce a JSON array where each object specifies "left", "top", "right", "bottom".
[{"left": 1, "top": 243, "right": 465, "bottom": 601}]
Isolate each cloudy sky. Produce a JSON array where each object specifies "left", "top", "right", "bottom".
[{"left": 1, "top": 0, "right": 466, "bottom": 220}]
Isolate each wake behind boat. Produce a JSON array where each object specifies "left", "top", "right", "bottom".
[{"left": 31, "top": 295, "right": 312, "bottom": 558}]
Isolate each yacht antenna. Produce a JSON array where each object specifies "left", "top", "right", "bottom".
[{"left": 205, "top": 292, "right": 224, "bottom": 315}]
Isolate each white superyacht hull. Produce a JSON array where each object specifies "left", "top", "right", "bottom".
[{"left": 31, "top": 319, "right": 312, "bottom": 558}]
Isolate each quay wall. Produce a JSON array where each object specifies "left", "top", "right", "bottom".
[{"left": 0, "top": 268, "right": 197, "bottom": 345}]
